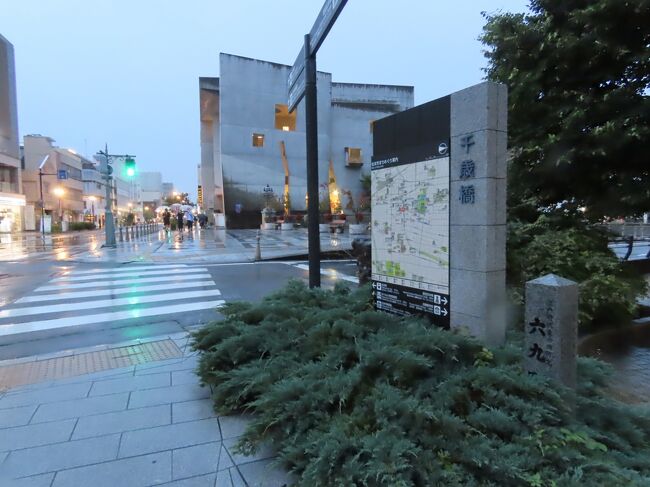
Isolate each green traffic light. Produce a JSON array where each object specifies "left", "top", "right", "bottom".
[{"left": 124, "top": 157, "right": 136, "bottom": 178}]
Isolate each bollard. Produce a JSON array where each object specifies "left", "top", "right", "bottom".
[
  {"left": 119, "top": 226, "right": 123, "bottom": 242},
  {"left": 254, "top": 230, "right": 261, "bottom": 261}
]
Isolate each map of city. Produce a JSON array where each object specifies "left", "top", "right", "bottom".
[{"left": 371, "top": 157, "right": 450, "bottom": 294}]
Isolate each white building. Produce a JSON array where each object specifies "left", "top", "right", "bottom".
[
  {"left": 138, "top": 171, "right": 163, "bottom": 209},
  {"left": 0, "top": 34, "right": 24, "bottom": 232},
  {"left": 199, "top": 53, "right": 414, "bottom": 228}
]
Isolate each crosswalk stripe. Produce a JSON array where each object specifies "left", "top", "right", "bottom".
[
  {"left": 0, "top": 300, "right": 226, "bottom": 337},
  {"left": 64, "top": 264, "right": 189, "bottom": 276},
  {"left": 35, "top": 273, "right": 212, "bottom": 292},
  {"left": 15, "top": 280, "right": 216, "bottom": 304},
  {"left": 51, "top": 267, "right": 207, "bottom": 283},
  {"left": 294, "top": 264, "right": 359, "bottom": 283},
  {"left": 0, "top": 289, "right": 222, "bottom": 319}
]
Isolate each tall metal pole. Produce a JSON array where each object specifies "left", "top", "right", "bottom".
[
  {"left": 103, "top": 143, "right": 117, "bottom": 247},
  {"left": 304, "top": 34, "right": 321, "bottom": 288},
  {"left": 38, "top": 168, "right": 45, "bottom": 241}
]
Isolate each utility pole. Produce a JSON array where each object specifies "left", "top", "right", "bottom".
[
  {"left": 96, "top": 144, "right": 136, "bottom": 248},
  {"left": 99, "top": 143, "right": 117, "bottom": 248}
]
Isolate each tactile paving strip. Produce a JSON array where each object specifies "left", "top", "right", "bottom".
[{"left": 0, "top": 339, "right": 182, "bottom": 390}]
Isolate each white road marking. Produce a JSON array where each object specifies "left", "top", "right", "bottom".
[
  {"left": 51, "top": 267, "right": 207, "bottom": 282},
  {"left": 64, "top": 264, "right": 188, "bottom": 276},
  {"left": 35, "top": 273, "right": 212, "bottom": 291},
  {"left": 0, "top": 300, "right": 225, "bottom": 337},
  {"left": 294, "top": 263, "right": 359, "bottom": 283},
  {"left": 15, "top": 280, "right": 216, "bottom": 303},
  {"left": 0, "top": 289, "right": 222, "bottom": 318}
]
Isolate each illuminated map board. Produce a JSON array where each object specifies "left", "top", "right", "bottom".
[{"left": 371, "top": 96, "right": 451, "bottom": 328}]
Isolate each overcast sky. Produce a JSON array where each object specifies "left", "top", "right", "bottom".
[{"left": 1, "top": 0, "right": 529, "bottom": 198}]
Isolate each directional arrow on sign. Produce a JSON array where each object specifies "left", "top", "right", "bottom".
[
  {"left": 441, "top": 308, "right": 448, "bottom": 316},
  {"left": 441, "top": 297, "right": 448, "bottom": 305}
]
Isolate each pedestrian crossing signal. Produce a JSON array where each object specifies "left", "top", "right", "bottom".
[{"left": 124, "top": 158, "right": 136, "bottom": 178}]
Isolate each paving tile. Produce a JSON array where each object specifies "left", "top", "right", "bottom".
[
  {"left": 119, "top": 418, "right": 221, "bottom": 458},
  {"left": 5, "top": 473, "right": 55, "bottom": 487},
  {"left": 89, "top": 372, "right": 170, "bottom": 396},
  {"left": 172, "top": 399, "right": 217, "bottom": 423},
  {"left": 0, "top": 404, "right": 37, "bottom": 428},
  {"left": 216, "top": 444, "right": 234, "bottom": 471},
  {"left": 134, "top": 356, "right": 199, "bottom": 376},
  {"left": 214, "top": 469, "right": 234, "bottom": 487},
  {"left": 219, "top": 415, "right": 252, "bottom": 439},
  {"left": 223, "top": 438, "right": 275, "bottom": 466},
  {"left": 172, "top": 441, "right": 220, "bottom": 480},
  {"left": 31, "top": 392, "right": 129, "bottom": 423},
  {"left": 0, "top": 382, "right": 91, "bottom": 409},
  {"left": 1, "top": 434, "right": 120, "bottom": 478},
  {"left": 72, "top": 404, "right": 171, "bottom": 440},
  {"left": 0, "top": 418, "right": 75, "bottom": 451},
  {"left": 159, "top": 473, "right": 216, "bottom": 487},
  {"left": 129, "top": 384, "right": 209, "bottom": 409},
  {"left": 171, "top": 370, "right": 198, "bottom": 386},
  {"left": 52, "top": 451, "right": 171, "bottom": 487},
  {"left": 238, "top": 458, "right": 294, "bottom": 487}
]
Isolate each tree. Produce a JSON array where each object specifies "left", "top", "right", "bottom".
[
  {"left": 482, "top": 0, "right": 650, "bottom": 220},
  {"left": 481, "top": 1, "right": 649, "bottom": 328}
]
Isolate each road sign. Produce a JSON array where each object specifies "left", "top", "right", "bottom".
[
  {"left": 309, "top": 0, "right": 348, "bottom": 55},
  {"left": 288, "top": 68, "right": 306, "bottom": 113},
  {"left": 287, "top": 0, "right": 348, "bottom": 113},
  {"left": 57, "top": 169, "right": 68, "bottom": 180}
]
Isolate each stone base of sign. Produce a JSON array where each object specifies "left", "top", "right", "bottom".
[
  {"left": 524, "top": 274, "right": 578, "bottom": 388},
  {"left": 449, "top": 82, "right": 508, "bottom": 346}
]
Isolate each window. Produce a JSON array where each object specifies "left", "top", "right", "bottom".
[
  {"left": 274, "top": 104, "right": 296, "bottom": 131},
  {"left": 252, "top": 133, "right": 265, "bottom": 147},
  {"left": 345, "top": 147, "right": 362, "bottom": 166}
]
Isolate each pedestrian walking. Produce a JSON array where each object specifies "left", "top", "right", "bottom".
[
  {"left": 163, "top": 209, "right": 171, "bottom": 234},
  {"left": 198, "top": 213, "right": 208, "bottom": 229},
  {"left": 185, "top": 210, "right": 194, "bottom": 233},
  {"left": 177, "top": 210, "right": 184, "bottom": 232}
]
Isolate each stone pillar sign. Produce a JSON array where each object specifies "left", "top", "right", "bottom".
[
  {"left": 524, "top": 274, "right": 578, "bottom": 388},
  {"left": 449, "top": 82, "right": 508, "bottom": 345}
]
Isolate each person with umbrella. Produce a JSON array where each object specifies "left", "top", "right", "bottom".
[{"left": 177, "top": 208, "right": 184, "bottom": 234}]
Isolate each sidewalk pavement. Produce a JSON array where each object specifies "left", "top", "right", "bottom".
[
  {"left": 74, "top": 227, "right": 356, "bottom": 264},
  {"left": 0, "top": 332, "right": 293, "bottom": 487}
]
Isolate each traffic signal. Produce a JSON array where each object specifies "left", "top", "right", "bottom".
[{"left": 124, "top": 157, "right": 136, "bottom": 178}]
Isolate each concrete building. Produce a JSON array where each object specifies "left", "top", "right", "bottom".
[
  {"left": 0, "top": 34, "right": 24, "bottom": 233},
  {"left": 138, "top": 171, "right": 163, "bottom": 210},
  {"left": 199, "top": 53, "right": 414, "bottom": 227},
  {"left": 22, "top": 135, "right": 87, "bottom": 228},
  {"left": 162, "top": 182, "right": 175, "bottom": 199},
  {"left": 82, "top": 160, "right": 105, "bottom": 225}
]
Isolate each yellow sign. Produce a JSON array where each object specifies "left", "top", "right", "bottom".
[{"left": 197, "top": 185, "right": 203, "bottom": 206}]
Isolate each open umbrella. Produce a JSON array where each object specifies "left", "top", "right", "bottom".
[{"left": 180, "top": 205, "right": 194, "bottom": 211}]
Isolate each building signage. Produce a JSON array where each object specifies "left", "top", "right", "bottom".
[
  {"left": 57, "top": 169, "right": 68, "bottom": 180},
  {"left": 371, "top": 96, "right": 451, "bottom": 327}
]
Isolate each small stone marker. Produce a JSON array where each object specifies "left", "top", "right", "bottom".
[{"left": 524, "top": 274, "right": 578, "bottom": 388}]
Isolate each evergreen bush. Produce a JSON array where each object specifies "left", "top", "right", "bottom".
[{"left": 193, "top": 281, "right": 650, "bottom": 486}]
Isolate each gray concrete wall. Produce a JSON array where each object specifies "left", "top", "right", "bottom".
[
  {"left": 210, "top": 53, "right": 414, "bottom": 226},
  {"left": 449, "top": 82, "right": 508, "bottom": 345},
  {"left": 0, "top": 34, "right": 19, "bottom": 163}
]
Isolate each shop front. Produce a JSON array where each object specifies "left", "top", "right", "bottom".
[{"left": 0, "top": 193, "right": 25, "bottom": 233}]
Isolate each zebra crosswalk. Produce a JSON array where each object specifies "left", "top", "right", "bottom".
[{"left": 0, "top": 264, "right": 225, "bottom": 339}]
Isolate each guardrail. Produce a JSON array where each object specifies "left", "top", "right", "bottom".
[
  {"left": 116, "top": 223, "right": 161, "bottom": 242},
  {"left": 602, "top": 223, "right": 650, "bottom": 240}
]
